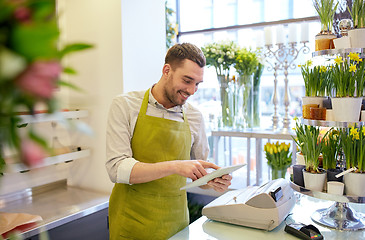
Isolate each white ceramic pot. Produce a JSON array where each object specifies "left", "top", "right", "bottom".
[
  {"left": 302, "top": 96, "right": 326, "bottom": 108},
  {"left": 331, "top": 97, "right": 362, "bottom": 122},
  {"left": 348, "top": 28, "right": 365, "bottom": 48},
  {"left": 344, "top": 172, "right": 365, "bottom": 196},
  {"left": 333, "top": 36, "right": 351, "bottom": 49},
  {"left": 326, "top": 109, "right": 334, "bottom": 121},
  {"left": 361, "top": 110, "right": 365, "bottom": 122},
  {"left": 296, "top": 152, "right": 305, "bottom": 165},
  {"left": 303, "top": 169, "right": 326, "bottom": 192}
]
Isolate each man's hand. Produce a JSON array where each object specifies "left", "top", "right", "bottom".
[
  {"left": 207, "top": 174, "right": 232, "bottom": 192},
  {"left": 173, "top": 160, "right": 219, "bottom": 181}
]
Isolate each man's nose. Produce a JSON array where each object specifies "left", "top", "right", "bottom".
[{"left": 187, "top": 85, "right": 197, "bottom": 96}]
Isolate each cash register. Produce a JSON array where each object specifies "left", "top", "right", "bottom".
[{"left": 202, "top": 178, "right": 296, "bottom": 231}]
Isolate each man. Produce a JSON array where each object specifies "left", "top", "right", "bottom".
[{"left": 106, "top": 43, "right": 232, "bottom": 240}]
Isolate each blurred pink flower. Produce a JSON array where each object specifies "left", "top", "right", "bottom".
[
  {"left": 15, "top": 60, "right": 62, "bottom": 99},
  {"left": 20, "top": 139, "right": 47, "bottom": 167},
  {"left": 13, "top": 6, "right": 31, "bottom": 22}
]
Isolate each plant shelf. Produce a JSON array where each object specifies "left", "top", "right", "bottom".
[
  {"left": 4, "top": 149, "right": 90, "bottom": 173},
  {"left": 18, "top": 110, "right": 89, "bottom": 124},
  {"left": 302, "top": 118, "right": 365, "bottom": 128},
  {"left": 312, "top": 47, "right": 365, "bottom": 58}
]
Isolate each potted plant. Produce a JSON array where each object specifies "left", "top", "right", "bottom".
[
  {"left": 313, "top": 0, "right": 339, "bottom": 51},
  {"left": 202, "top": 41, "right": 238, "bottom": 128},
  {"left": 348, "top": 0, "right": 365, "bottom": 48},
  {"left": 264, "top": 141, "right": 292, "bottom": 180},
  {"left": 233, "top": 47, "right": 260, "bottom": 129},
  {"left": 322, "top": 129, "right": 342, "bottom": 182},
  {"left": 341, "top": 125, "right": 365, "bottom": 196},
  {"left": 330, "top": 53, "right": 364, "bottom": 122},
  {"left": 292, "top": 120, "right": 329, "bottom": 191},
  {"left": 299, "top": 60, "right": 329, "bottom": 119}
]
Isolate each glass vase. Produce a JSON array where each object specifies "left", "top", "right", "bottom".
[
  {"left": 217, "top": 75, "right": 233, "bottom": 129},
  {"left": 237, "top": 74, "right": 253, "bottom": 129},
  {"left": 271, "top": 166, "right": 288, "bottom": 180}
]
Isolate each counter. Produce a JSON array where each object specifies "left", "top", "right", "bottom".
[
  {"left": 170, "top": 193, "right": 365, "bottom": 239},
  {"left": 0, "top": 180, "right": 109, "bottom": 238}
]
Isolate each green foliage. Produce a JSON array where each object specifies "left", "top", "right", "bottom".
[
  {"left": 165, "top": 1, "right": 177, "bottom": 49},
  {"left": 340, "top": 125, "right": 365, "bottom": 172},
  {"left": 313, "top": 0, "right": 339, "bottom": 32},
  {"left": 234, "top": 48, "right": 260, "bottom": 77},
  {"left": 348, "top": 0, "right": 365, "bottom": 28},
  {"left": 299, "top": 60, "right": 330, "bottom": 97},
  {"left": 322, "top": 129, "right": 340, "bottom": 169}
]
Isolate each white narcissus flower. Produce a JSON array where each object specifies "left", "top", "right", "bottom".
[{"left": 218, "top": 58, "right": 223, "bottom": 63}]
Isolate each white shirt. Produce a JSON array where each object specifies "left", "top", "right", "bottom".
[{"left": 106, "top": 88, "right": 209, "bottom": 184}]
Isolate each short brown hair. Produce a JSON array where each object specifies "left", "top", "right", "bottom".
[{"left": 165, "top": 43, "right": 206, "bottom": 69}]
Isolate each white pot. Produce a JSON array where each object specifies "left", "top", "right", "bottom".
[
  {"left": 348, "top": 28, "right": 365, "bottom": 48},
  {"left": 302, "top": 96, "right": 326, "bottom": 108},
  {"left": 296, "top": 152, "right": 305, "bottom": 165},
  {"left": 331, "top": 97, "right": 362, "bottom": 122},
  {"left": 333, "top": 36, "right": 351, "bottom": 49},
  {"left": 303, "top": 170, "right": 326, "bottom": 192},
  {"left": 344, "top": 172, "right": 365, "bottom": 196}
]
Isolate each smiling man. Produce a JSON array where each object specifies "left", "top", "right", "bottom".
[{"left": 106, "top": 43, "right": 232, "bottom": 240}]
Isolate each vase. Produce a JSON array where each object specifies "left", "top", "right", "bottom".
[
  {"left": 348, "top": 28, "right": 365, "bottom": 48},
  {"left": 327, "top": 168, "right": 343, "bottom": 182},
  {"left": 249, "top": 87, "right": 260, "bottom": 128},
  {"left": 271, "top": 166, "right": 287, "bottom": 180},
  {"left": 315, "top": 32, "right": 336, "bottom": 51},
  {"left": 236, "top": 74, "right": 253, "bottom": 129},
  {"left": 303, "top": 169, "right": 326, "bottom": 192},
  {"left": 293, "top": 165, "right": 306, "bottom": 187},
  {"left": 331, "top": 97, "right": 362, "bottom": 122},
  {"left": 344, "top": 172, "right": 365, "bottom": 196},
  {"left": 218, "top": 75, "right": 234, "bottom": 129}
]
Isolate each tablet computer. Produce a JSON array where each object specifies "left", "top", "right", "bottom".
[{"left": 180, "top": 163, "right": 246, "bottom": 190}]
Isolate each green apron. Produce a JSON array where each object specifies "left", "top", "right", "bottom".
[{"left": 109, "top": 89, "right": 191, "bottom": 240}]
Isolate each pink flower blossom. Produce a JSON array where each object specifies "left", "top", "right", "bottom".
[
  {"left": 15, "top": 60, "right": 62, "bottom": 99},
  {"left": 13, "top": 6, "right": 31, "bottom": 22},
  {"left": 20, "top": 139, "right": 46, "bottom": 167}
]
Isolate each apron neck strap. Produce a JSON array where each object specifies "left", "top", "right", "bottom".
[{"left": 140, "top": 88, "right": 188, "bottom": 123}]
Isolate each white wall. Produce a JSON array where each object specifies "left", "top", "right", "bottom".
[
  {"left": 121, "top": 0, "right": 166, "bottom": 92},
  {"left": 59, "top": 0, "right": 166, "bottom": 193}
]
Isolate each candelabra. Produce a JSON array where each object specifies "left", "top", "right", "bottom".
[{"left": 261, "top": 41, "right": 310, "bottom": 132}]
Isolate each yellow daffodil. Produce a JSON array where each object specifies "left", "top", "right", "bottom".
[
  {"left": 348, "top": 52, "right": 360, "bottom": 61},
  {"left": 334, "top": 56, "right": 343, "bottom": 65},
  {"left": 349, "top": 64, "right": 357, "bottom": 72},
  {"left": 306, "top": 60, "right": 313, "bottom": 66},
  {"left": 350, "top": 126, "right": 358, "bottom": 136},
  {"left": 293, "top": 116, "right": 298, "bottom": 121},
  {"left": 320, "top": 66, "right": 327, "bottom": 73},
  {"left": 353, "top": 132, "right": 360, "bottom": 140}
]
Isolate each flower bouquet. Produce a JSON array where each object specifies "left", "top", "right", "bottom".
[
  {"left": 233, "top": 47, "right": 260, "bottom": 128},
  {"left": 264, "top": 141, "right": 292, "bottom": 179},
  {"left": 202, "top": 41, "right": 238, "bottom": 128},
  {"left": 0, "top": 0, "right": 93, "bottom": 172}
]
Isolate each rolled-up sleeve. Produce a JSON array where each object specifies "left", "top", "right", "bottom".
[{"left": 106, "top": 97, "right": 139, "bottom": 184}]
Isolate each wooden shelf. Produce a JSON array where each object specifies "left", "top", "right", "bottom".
[{"left": 4, "top": 149, "right": 90, "bottom": 173}]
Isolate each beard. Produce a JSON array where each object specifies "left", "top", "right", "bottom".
[{"left": 162, "top": 75, "right": 189, "bottom": 107}]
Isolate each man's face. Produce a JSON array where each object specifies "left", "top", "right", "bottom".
[{"left": 163, "top": 59, "right": 204, "bottom": 108}]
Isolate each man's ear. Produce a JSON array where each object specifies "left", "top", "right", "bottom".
[{"left": 162, "top": 64, "right": 171, "bottom": 76}]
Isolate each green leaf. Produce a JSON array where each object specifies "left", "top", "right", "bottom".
[
  {"left": 59, "top": 43, "right": 93, "bottom": 59},
  {"left": 57, "top": 80, "right": 82, "bottom": 92},
  {"left": 28, "top": 130, "right": 48, "bottom": 149},
  {"left": 63, "top": 67, "right": 77, "bottom": 75}
]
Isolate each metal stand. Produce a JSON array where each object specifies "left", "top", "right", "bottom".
[
  {"left": 311, "top": 202, "right": 365, "bottom": 231},
  {"left": 261, "top": 41, "right": 310, "bottom": 131}
]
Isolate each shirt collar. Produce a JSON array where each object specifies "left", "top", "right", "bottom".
[{"left": 149, "top": 86, "right": 183, "bottom": 113}]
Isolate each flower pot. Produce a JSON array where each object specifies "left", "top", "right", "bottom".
[
  {"left": 293, "top": 165, "right": 306, "bottom": 187},
  {"left": 344, "top": 172, "right": 365, "bottom": 196},
  {"left": 327, "top": 168, "right": 343, "bottom": 182},
  {"left": 302, "top": 96, "right": 326, "bottom": 108},
  {"left": 333, "top": 36, "right": 351, "bottom": 49},
  {"left": 303, "top": 169, "right": 326, "bottom": 192},
  {"left": 315, "top": 32, "right": 336, "bottom": 51},
  {"left": 348, "top": 28, "right": 365, "bottom": 48},
  {"left": 331, "top": 97, "right": 362, "bottom": 122},
  {"left": 296, "top": 152, "right": 305, "bottom": 165}
]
